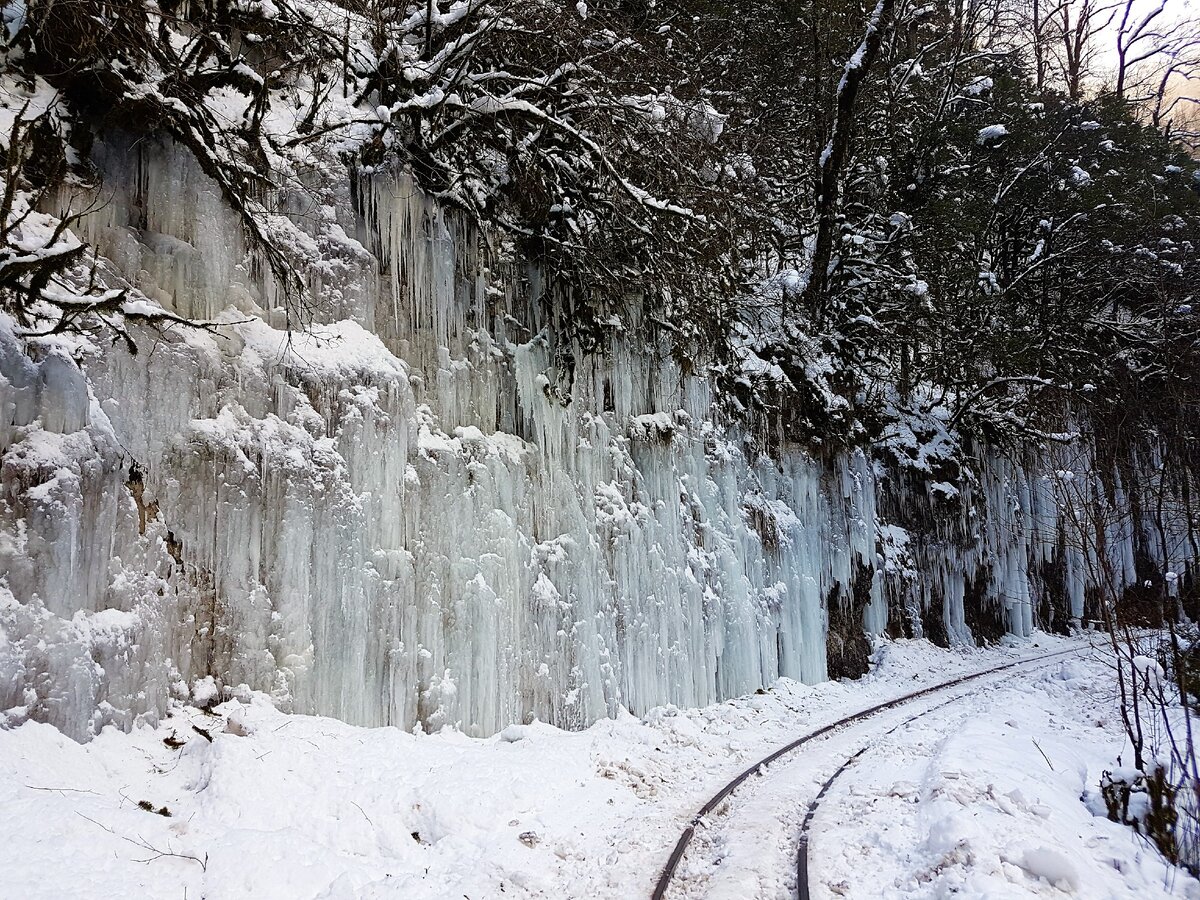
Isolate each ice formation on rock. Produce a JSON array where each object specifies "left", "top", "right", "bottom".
[{"left": 0, "top": 138, "right": 1190, "bottom": 741}]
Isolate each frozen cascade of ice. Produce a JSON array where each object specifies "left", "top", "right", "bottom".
[{"left": 1, "top": 139, "right": 1193, "bottom": 741}]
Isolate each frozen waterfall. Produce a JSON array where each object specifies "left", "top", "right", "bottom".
[{"left": 0, "top": 138, "right": 1182, "bottom": 741}]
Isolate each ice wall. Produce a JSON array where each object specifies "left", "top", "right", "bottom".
[{"left": 1, "top": 138, "right": 1190, "bottom": 741}]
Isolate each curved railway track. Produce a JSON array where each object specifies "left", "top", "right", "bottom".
[
  {"left": 793, "top": 691, "right": 965, "bottom": 900},
  {"left": 650, "top": 646, "right": 1085, "bottom": 900}
]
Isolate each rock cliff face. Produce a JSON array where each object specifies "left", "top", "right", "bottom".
[{"left": 0, "top": 138, "right": 1188, "bottom": 741}]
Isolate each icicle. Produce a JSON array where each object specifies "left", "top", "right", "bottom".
[{"left": 5, "top": 135, "right": 1197, "bottom": 744}]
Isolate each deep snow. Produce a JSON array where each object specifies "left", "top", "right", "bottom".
[{"left": 0, "top": 633, "right": 1193, "bottom": 899}]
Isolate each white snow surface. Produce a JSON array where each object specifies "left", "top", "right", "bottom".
[
  {"left": 810, "top": 646, "right": 1197, "bottom": 900},
  {"left": 978, "top": 124, "right": 1010, "bottom": 144},
  {"left": 0, "top": 634, "right": 1193, "bottom": 900}
]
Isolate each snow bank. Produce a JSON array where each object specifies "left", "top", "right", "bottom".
[
  {"left": 2, "top": 635, "right": 1156, "bottom": 900},
  {"left": 1, "top": 636, "right": 1189, "bottom": 899}
]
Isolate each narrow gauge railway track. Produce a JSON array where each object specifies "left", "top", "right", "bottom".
[
  {"left": 650, "top": 646, "right": 1084, "bottom": 900},
  {"left": 794, "top": 692, "right": 963, "bottom": 900}
]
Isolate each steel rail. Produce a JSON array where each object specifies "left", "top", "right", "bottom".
[
  {"left": 650, "top": 646, "right": 1083, "bottom": 900},
  {"left": 795, "top": 693, "right": 963, "bottom": 900}
]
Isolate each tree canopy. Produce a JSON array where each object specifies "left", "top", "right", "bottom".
[{"left": 1, "top": 0, "right": 1197, "bottom": 464}]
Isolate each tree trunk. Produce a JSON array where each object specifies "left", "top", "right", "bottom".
[{"left": 804, "top": 0, "right": 896, "bottom": 319}]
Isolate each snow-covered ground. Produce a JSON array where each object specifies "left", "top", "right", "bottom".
[{"left": 1, "top": 633, "right": 1192, "bottom": 900}]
